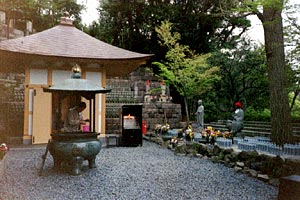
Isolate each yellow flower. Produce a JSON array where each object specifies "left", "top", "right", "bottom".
[
  {"left": 223, "top": 131, "right": 231, "bottom": 138},
  {"left": 215, "top": 130, "right": 221, "bottom": 137}
]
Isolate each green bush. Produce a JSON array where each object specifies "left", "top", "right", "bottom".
[
  {"left": 244, "top": 107, "right": 271, "bottom": 121},
  {"left": 289, "top": 92, "right": 300, "bottom": 122},
  {"left": 244, "top": 106, "right": 300, "bottom": 122}
]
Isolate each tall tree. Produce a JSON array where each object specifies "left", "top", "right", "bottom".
[
  {"left": 0, "top": 0, "right": 84, "bottom": 33},
  {"left": 0, "top": 0, "right": 35, "bottom": 38},
  {"left": 90, "top": 0, "right": 250, "bottom": 56},
  {"left": 153, "top": 21, "right": 220, "bottom": 122},
  {"left": 246, "top": 0, "right": 293, "bottom": 145},
  {"left": 209, "top": 41, "right": 269, "bottom": 116},
  {"left": 30, "top": 0, "right": 84, "bottom": 31},
  {"left": 284, "top": 2, "right": 300, "bottom": 111}
]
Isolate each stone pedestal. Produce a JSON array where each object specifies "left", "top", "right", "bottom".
[
  {"left": 278, "top": 175, "right": 300, "bottom": 200},
  {"left": 106, "top": 134, "right": 120, "bottom": 147}
]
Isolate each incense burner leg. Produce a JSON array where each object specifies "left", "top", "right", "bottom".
[
  {"left": 53, "top": 158, "right": 62, "bottom": 171},
  {"left": 69, "top": 156, "right": 84, "bottom": 176},
  {"left": 88, "top": 157, "right": 97, "bottom": 169}
]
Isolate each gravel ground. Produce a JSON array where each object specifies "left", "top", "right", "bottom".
[{"left": 0, "top": 141, "right": 277, "bottom": 200}]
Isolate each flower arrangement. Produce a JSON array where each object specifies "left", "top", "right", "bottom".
[
  {"left": 184, "top": 123, "right": 194, "bottom": 141},
  {"left": 201, "top": 127, "right": 232, "bottom": 144},
  {"left": 170, "top": 137, "right": 178, "bottom": 148},
  {"left": 0, "top": 143, "right": 8, "bottom": 160},
  {"left": 222, "top": 131, "right": 232, "bottom": 138},
  {"left": 155, "top": 123, "right": 170, "bottom": 135},
  {"left": 177, "top": 129, "right": 184, "bottom": 138}
]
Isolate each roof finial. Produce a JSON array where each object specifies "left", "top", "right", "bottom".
[
  {"left": 60, "top": 12, "right": 73, "bottom": 26},
  {"left": 71, "top": 64, "right": 82, "bottom": 79}
]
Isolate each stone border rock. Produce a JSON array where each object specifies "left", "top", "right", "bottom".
[{"left": 143, "top": 135, "right": 300, "bottom": 187}]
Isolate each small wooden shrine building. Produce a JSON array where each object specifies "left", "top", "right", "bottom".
[{"left": 0, "top": 17, "right": 152, "bottom": 144}]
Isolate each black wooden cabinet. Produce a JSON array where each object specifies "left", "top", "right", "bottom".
[{"left": 121, "top": 105, "right": 142, "bottom": 146}]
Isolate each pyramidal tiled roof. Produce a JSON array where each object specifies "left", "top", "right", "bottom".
[{"left": 0, "top": 18, "right": 152, "bottom": 60}]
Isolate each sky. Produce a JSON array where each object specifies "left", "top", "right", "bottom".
[
  {"left": 77, "top": 0, "right": 299, "bottom": 45},
  {"left": 246, "top": 0, "right": 300, "bottom": 45},
  {"left": 77, "top": 0, "right": 100, "bottom": 25},
  {"left": 246, "top": 15, "right": 264, "bottom": 44}
]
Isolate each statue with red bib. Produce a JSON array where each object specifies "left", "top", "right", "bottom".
[{"left": 227, "top": 101, "right": 244, "bottom": 136}]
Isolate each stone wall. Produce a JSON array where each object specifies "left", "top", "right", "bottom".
[
  {"left": 0, "top": 73, "right": 25, "bottom": 144},
  {"left": 105, "top": 66, "right": 183, "bottom": 134},
  {"left": 143, "top": 102, "right": 182, "bottom": 130},
  {"left": 105, "top": 102, "right": 182, "bottom": 135},
  {"left": 128, "top": 66, "right": 161, "bottom": 103},
  {"left": 130, "top": 67, "right": 182, "bottom": 131}
]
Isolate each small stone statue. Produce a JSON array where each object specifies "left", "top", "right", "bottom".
[
  {"left": 160, "top": 81, "right": 166, "bottom": 96},
  {"left": 196, "top": 100, "right": 204, "bottom": 129},
  {"left": 232, "top": 101, "right": 244, "bottom": 134},
  {"left": 146, "top": 80, "right": 150, "bottom": 93},
  {"left": 227, "top": 101, "right": 244, "bottom": 136},
  {"left": 134, "top": 82, "right": 138, "bottom": 97}
]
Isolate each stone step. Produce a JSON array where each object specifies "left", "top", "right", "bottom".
[
  {"left": 244, "top": 124, "right": 271, "bottom": 129},
  {"left": 208, "top": 123, "right": 228, "bottom": 128},
  {"left": 106, "top": 81, "right": 136, "bottom": 104},
  {"left": 214, "top": 121, "right": 272, "bottom": 129},
  {"left": 241, "top": 130, "right": 271, "bottom": 137},
  {"left": 215, "top": 120, "right": 300, "bottom": 129},
  {"left": 209, "top": 120, "right": 300, "bottom": 139},
  {"left": 243, "top": 121, "right": 271, "bottom": 125},
  {"left": 242, "top": 125, "right": 300, "bottom": 134},
  {"left": 205, "top": 123, "right": 228, "bottom": 132},
  {"left": 242, "top": 126, "right": 271, "bottom": 132},
  {"left": 106, "top": 91, "right": 134, "bottom": 96}
]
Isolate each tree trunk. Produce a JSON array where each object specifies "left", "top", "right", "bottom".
[
  {"left": 259, "top": 1, "right": 293, "bottom": 145},
  {"left": 184, "top": 97, "right": 190, "bottom": 124},
  {"left": 290, "top": 89, "right": 299, "bottom": 110}
]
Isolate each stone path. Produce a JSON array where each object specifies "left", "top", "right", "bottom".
[{"left": 0, "top": 141, "right": 278, "bottom": 199}]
